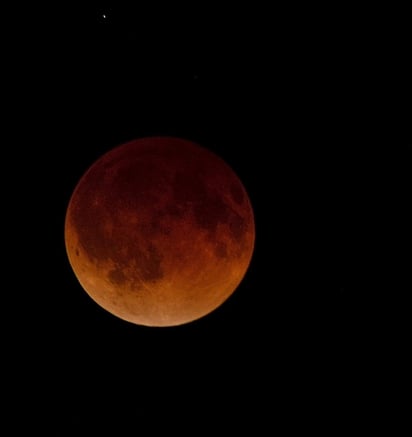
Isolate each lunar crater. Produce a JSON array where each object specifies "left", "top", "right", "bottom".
[{"left": 108, "top": 267, "right": 127, "bottom": 286}]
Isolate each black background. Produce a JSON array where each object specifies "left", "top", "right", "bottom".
[{"left": 5, "top": 4, "right": 411, "bottom": 433}]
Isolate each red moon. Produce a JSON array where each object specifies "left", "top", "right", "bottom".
[{"left": 64, "top": 137, "right": 255, "bottom": 327}]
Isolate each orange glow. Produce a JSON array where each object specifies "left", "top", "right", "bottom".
[{"left": 65, "top": 137, "right": 255, "bottom": 327}]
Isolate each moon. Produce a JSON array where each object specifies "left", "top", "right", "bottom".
[{"left": 64, "top": 137, "right": 255, "bottom": 327}]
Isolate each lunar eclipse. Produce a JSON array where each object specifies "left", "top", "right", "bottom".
[{"left": 64, "top": 137, "right": 255, "bottom": 327}]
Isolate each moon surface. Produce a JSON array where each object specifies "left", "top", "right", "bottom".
[{"left": 64, "top": 137, "right": 255, "bottom": 327}]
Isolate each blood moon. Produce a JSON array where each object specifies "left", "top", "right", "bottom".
[{"left": 64, "top": 137, "right": 255, "bottom": 327}]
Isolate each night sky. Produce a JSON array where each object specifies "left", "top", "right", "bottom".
[{"left": 7, "top": 4, "right": 411, "bottom": 434}]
